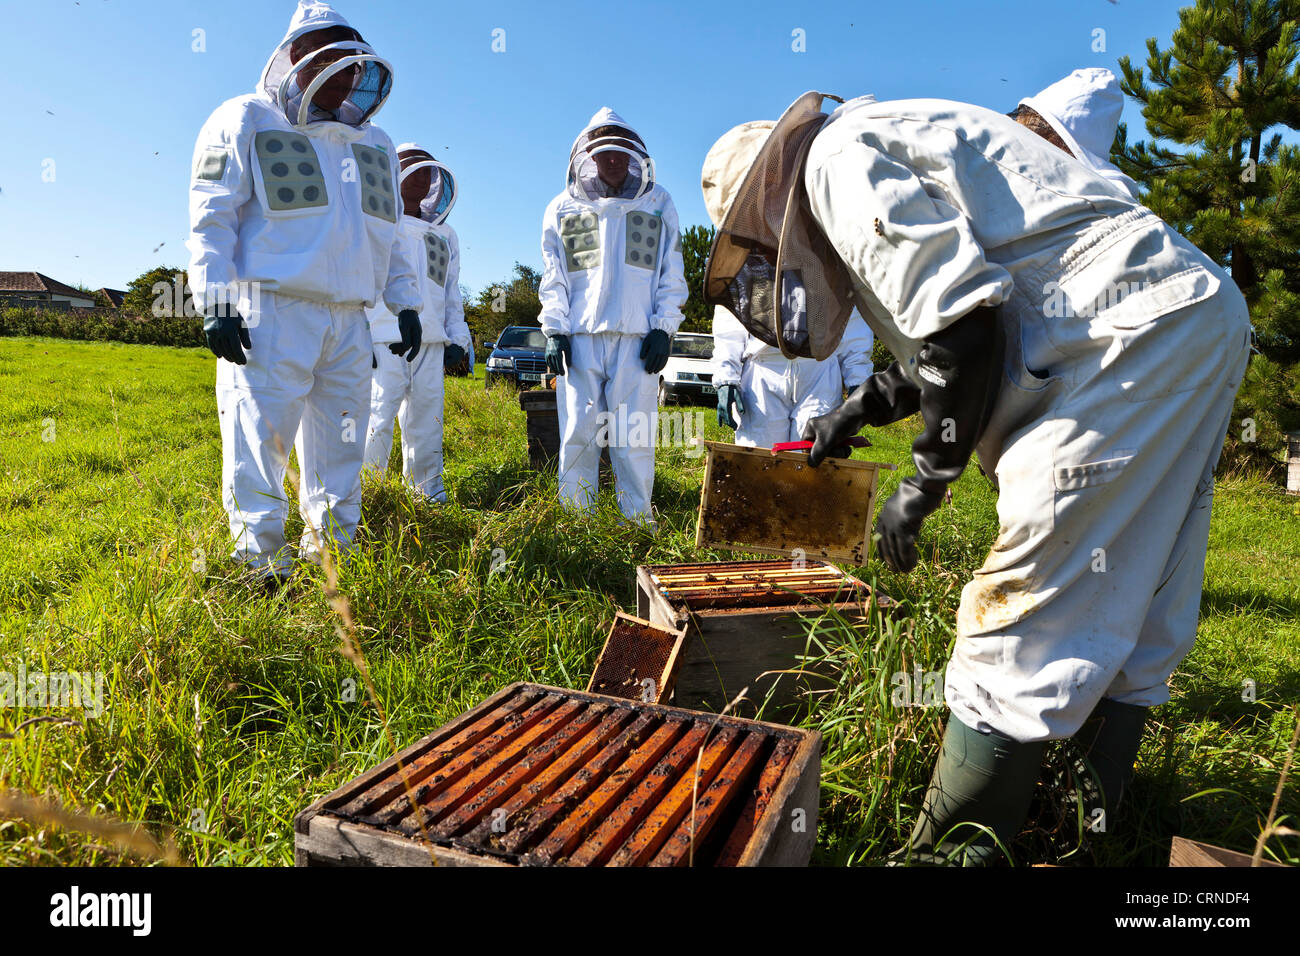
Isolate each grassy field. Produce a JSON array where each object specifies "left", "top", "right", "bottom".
[{"left": 0, "top": 335, "right": 1295, "bottom": 866}]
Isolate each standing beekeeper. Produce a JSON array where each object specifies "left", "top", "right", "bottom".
[
  {"left": 362, "top": 145, "right": 470, "bottom": 503},
  {"left": 711, "top": 301, "right": 874, "bottom": 447},
  {"left": 187, "top": 0, "right": 421, "bottom": 587},
  {"left": 539, "top": 108, "right": 688, "bottom": 524},
  {"left": 701, "top": 84, "right": 1250, "bottom": 864}
]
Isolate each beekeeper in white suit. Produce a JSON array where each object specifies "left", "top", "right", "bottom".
[
  {"left": 187, "top": 0, "right": 421, "bottom": 587},
  {"left": 711, "top": 302, "right": 874, "bottom": 447},
  {"left": 539, "top": 108, "right": 688, "bottom": 522},
  {"left": 701, "top": 79, "right": 1250, "bottom": 864},
  {"left": 363, "top": 145, "right": 471, "bottom": 503}
]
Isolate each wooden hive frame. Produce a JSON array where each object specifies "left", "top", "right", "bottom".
[
  {"left": 585, "top": 612, "right": 688, "bottom": 704},
  {"left": 294, "top": 682, "right": 821, "bottom": 867},
  {"left": 695, "top": 440, "right": 895, "bottom": 564}
]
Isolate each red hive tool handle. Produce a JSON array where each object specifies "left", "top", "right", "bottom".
[{"left": 770, "top": 436, "right": 870, "bottom": 455}]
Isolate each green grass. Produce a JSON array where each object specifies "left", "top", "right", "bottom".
[{"left": 0, "top": 335, "right": 1295, "bottom": 866}]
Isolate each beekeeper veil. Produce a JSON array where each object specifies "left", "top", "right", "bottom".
[
  {"left": 701, "top": 92, "right": 855, "bottom": 360},
  {"left": 567, "top": 107, "right": 654, "bottom": 202},
  {"left": 397, "top": 144, "right": 457, "bottom": 225},
  {"left": 259, "top": 1, "right": 394, "bottom": 129}
]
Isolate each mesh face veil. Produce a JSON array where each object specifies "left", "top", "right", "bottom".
[
  {"left": 701, "top": 92, "right": 855, "bottom": 361},
  {"left": 261, "top": 25, "right": 393, "bottom": 128},
  {"left": 398, "top": 146, "right": 457, "bottom": 224},
  {"left": 567, "top": 123, "right": 654, "bottom": 202}
]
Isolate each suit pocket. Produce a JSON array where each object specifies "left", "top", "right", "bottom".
[
  {"left": 1053, "top": 451, "right": 1134, "bottom": 492},
  {"left": 1091, "top": 267, "right": 1220, "bottom": 331},
  {"left": 1094, "top": 266, "right": 1228, "bottom": 403}
]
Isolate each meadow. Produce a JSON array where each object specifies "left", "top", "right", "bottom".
[{"left": 0, "top": 335, "right": 1295, "bottom": 866}]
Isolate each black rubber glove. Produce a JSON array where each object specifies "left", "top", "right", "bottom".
[
  {"left": 203, "top": 307, "right": 251, "bottom": 365},
  {"left": 876, "top": 306, "right": 1003, "bottom": 573},
  {"left": 716, "top": 383, "right": 745, "bottom": 428},
  {"left": 640, "top": 329, "right": 671, "bottom": 374},
  {"left": 804, "top": 363, "right": 922, "bottom": 466},
  {"left": 545, "top": 334, "right": 572, "bottom": 375},
  {"left": 444, "top": 343, "right": 467, "bottom": 370},
  {"left": 390, "top": 309, "right": 422, "bottom": 362}
]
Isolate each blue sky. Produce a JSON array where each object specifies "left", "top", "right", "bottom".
[{"left": 0, "top": 0, "right": 1191, "bottom": 297}]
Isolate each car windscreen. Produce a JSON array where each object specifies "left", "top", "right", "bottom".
[
  {"left": 497, "top": 328, "right": 548, "bottom": 350},
  {"left": 670, "top": 336, "right": 713, "bottom": 359}
]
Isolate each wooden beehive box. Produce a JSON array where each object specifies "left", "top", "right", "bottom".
[
  {"left": 1169, "top": 837, "right": 1289, "bottom": 868},
  {"left": 695, "top": 440, "right": 894, "bottom": 564},
  {"left": 636, "top": 559, "right": 890, "bottom": 717},
  {"left": 294, "top": 682, "right": 821, "bottom": 867}
]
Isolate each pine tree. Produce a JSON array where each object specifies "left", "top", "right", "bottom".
[
  {"left": 678, "top": 224, "right": 716, "bottom": 334},
  {"left": 1116, "top": 0, "right": 1300, "bottom": 474}
]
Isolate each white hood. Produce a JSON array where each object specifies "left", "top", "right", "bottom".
[
  {"left": 257, "top": 1, "right": 393, "bottom": 129},
  {"left": 567, "top": 107, "right": 654, "bottom": 202},
  {"left": 1020, "top": 68, "right": 1139, "bottom": 200}
]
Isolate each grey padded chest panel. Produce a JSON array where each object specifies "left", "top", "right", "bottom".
[
  {"left": 560, "top": 211, "right": 601, "bottom": 272},
  {"left": 254, "top": 131, "right": 328, "bottom": 211},
  {"left": 353, "top": 144, "right": 397, "bottom": 223}
]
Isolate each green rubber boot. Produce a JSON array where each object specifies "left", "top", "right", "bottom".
[
  {"left": 901, "top": 714, "right": 1047, "bottom": 866},
  {"left": 1073, "top": 698, "right": 1148, "bottom": 831}
]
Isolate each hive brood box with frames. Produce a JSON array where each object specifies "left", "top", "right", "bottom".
[
  {"left": 636, "top": 559, "right": 891, "bottom": 716},
  {"left": 294, "top": 682, "right": 821, "bottom": 866}
]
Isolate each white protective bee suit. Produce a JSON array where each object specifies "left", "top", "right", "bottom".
[
  {"left": 801, "top": 94, "right": 1252, "bottom": 742},
  {"left": 538, "top": 108, "right": 688, "bottom": 519},
  {"left": 363, "top": 146, "right": 471, "bottom": 503},
  {"left": 712, "top": 305, "right": 875, "bottom": 448},
  {"left": 187, "top": 0, "right": 420, "bottom": 578},
  {"left": 705, "top": 89, "right": 1250, "bottom": 745}
]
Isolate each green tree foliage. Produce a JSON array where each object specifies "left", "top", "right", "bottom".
[
  {"left": 123, "top": 266, "right": 193, "bottom": 319},
  {"left": 0, "top": 306, "right": 204, "bottom": 347},
  {"left": 463, "top": 262, "right": 542, "bottom": 346},
  {"left": 1117, "top": 0, "right": 1300, "bottom": 474},
  {"left": 679, "top": 224, "right": 715, "bottom": 333}
]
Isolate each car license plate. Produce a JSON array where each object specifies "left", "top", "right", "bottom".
[
  {"left": 702, "top": 385, "right": 716, "bottom": 395},
  {"left": 520, "top": 373, "right": 542, "bottom": 383}
]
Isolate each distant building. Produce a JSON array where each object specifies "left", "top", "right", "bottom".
[
  {"left": 0, "top": 271, "right": 97, "bottom": 309},
  {"left": 99, "top": 288, "right": 127, "bottom": 309}
]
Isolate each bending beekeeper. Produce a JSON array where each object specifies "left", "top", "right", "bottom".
[
  {"left": 187, "top": 0, "right": 421, "bottom": 587},
  {"left": 539, "top": 108, "right": 687, "bottom": 524},
  {"left": 363, "top": 145, "right": 470, "bottom": 503},
  {"left": 701, "top": 81, "right": 1250, "bottom": 864}
]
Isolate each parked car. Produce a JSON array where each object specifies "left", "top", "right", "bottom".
[
  {"left": 484, "top": 326, "right": 550, "bottom": 389},
  {"left": 659, "top": 332, "right": 715, "bottom": 405}
]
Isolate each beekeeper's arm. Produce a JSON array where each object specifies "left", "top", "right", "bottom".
[
  {"left": 377, "top": 136, "right": 424, "bottom": 362},
  {"left": 711, "top": 304, "right": 748, "bottom": 428},
  {"left": 187, "top": 101, "right": 255, "bottom": 363},
  {"left": 439, "top": 228, "right": 471, "bottom": 370},
  {"left": 538, "top": 202, "right": 573, "bottom": 374},
  {"left": 651, "top": 199, "right": 688, "bottom": 335},
  {"left": 443, "top": 229, "right": 472, "bottom": 351},
  {"left": 803, "top": 126, "right": 1009, "bottom": 572},
  {"left": 640, "top": 198, "right": 689, "bottom": 374},
  {"left": 835, "top": 310, "right": 875, "bottom": 392}
]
